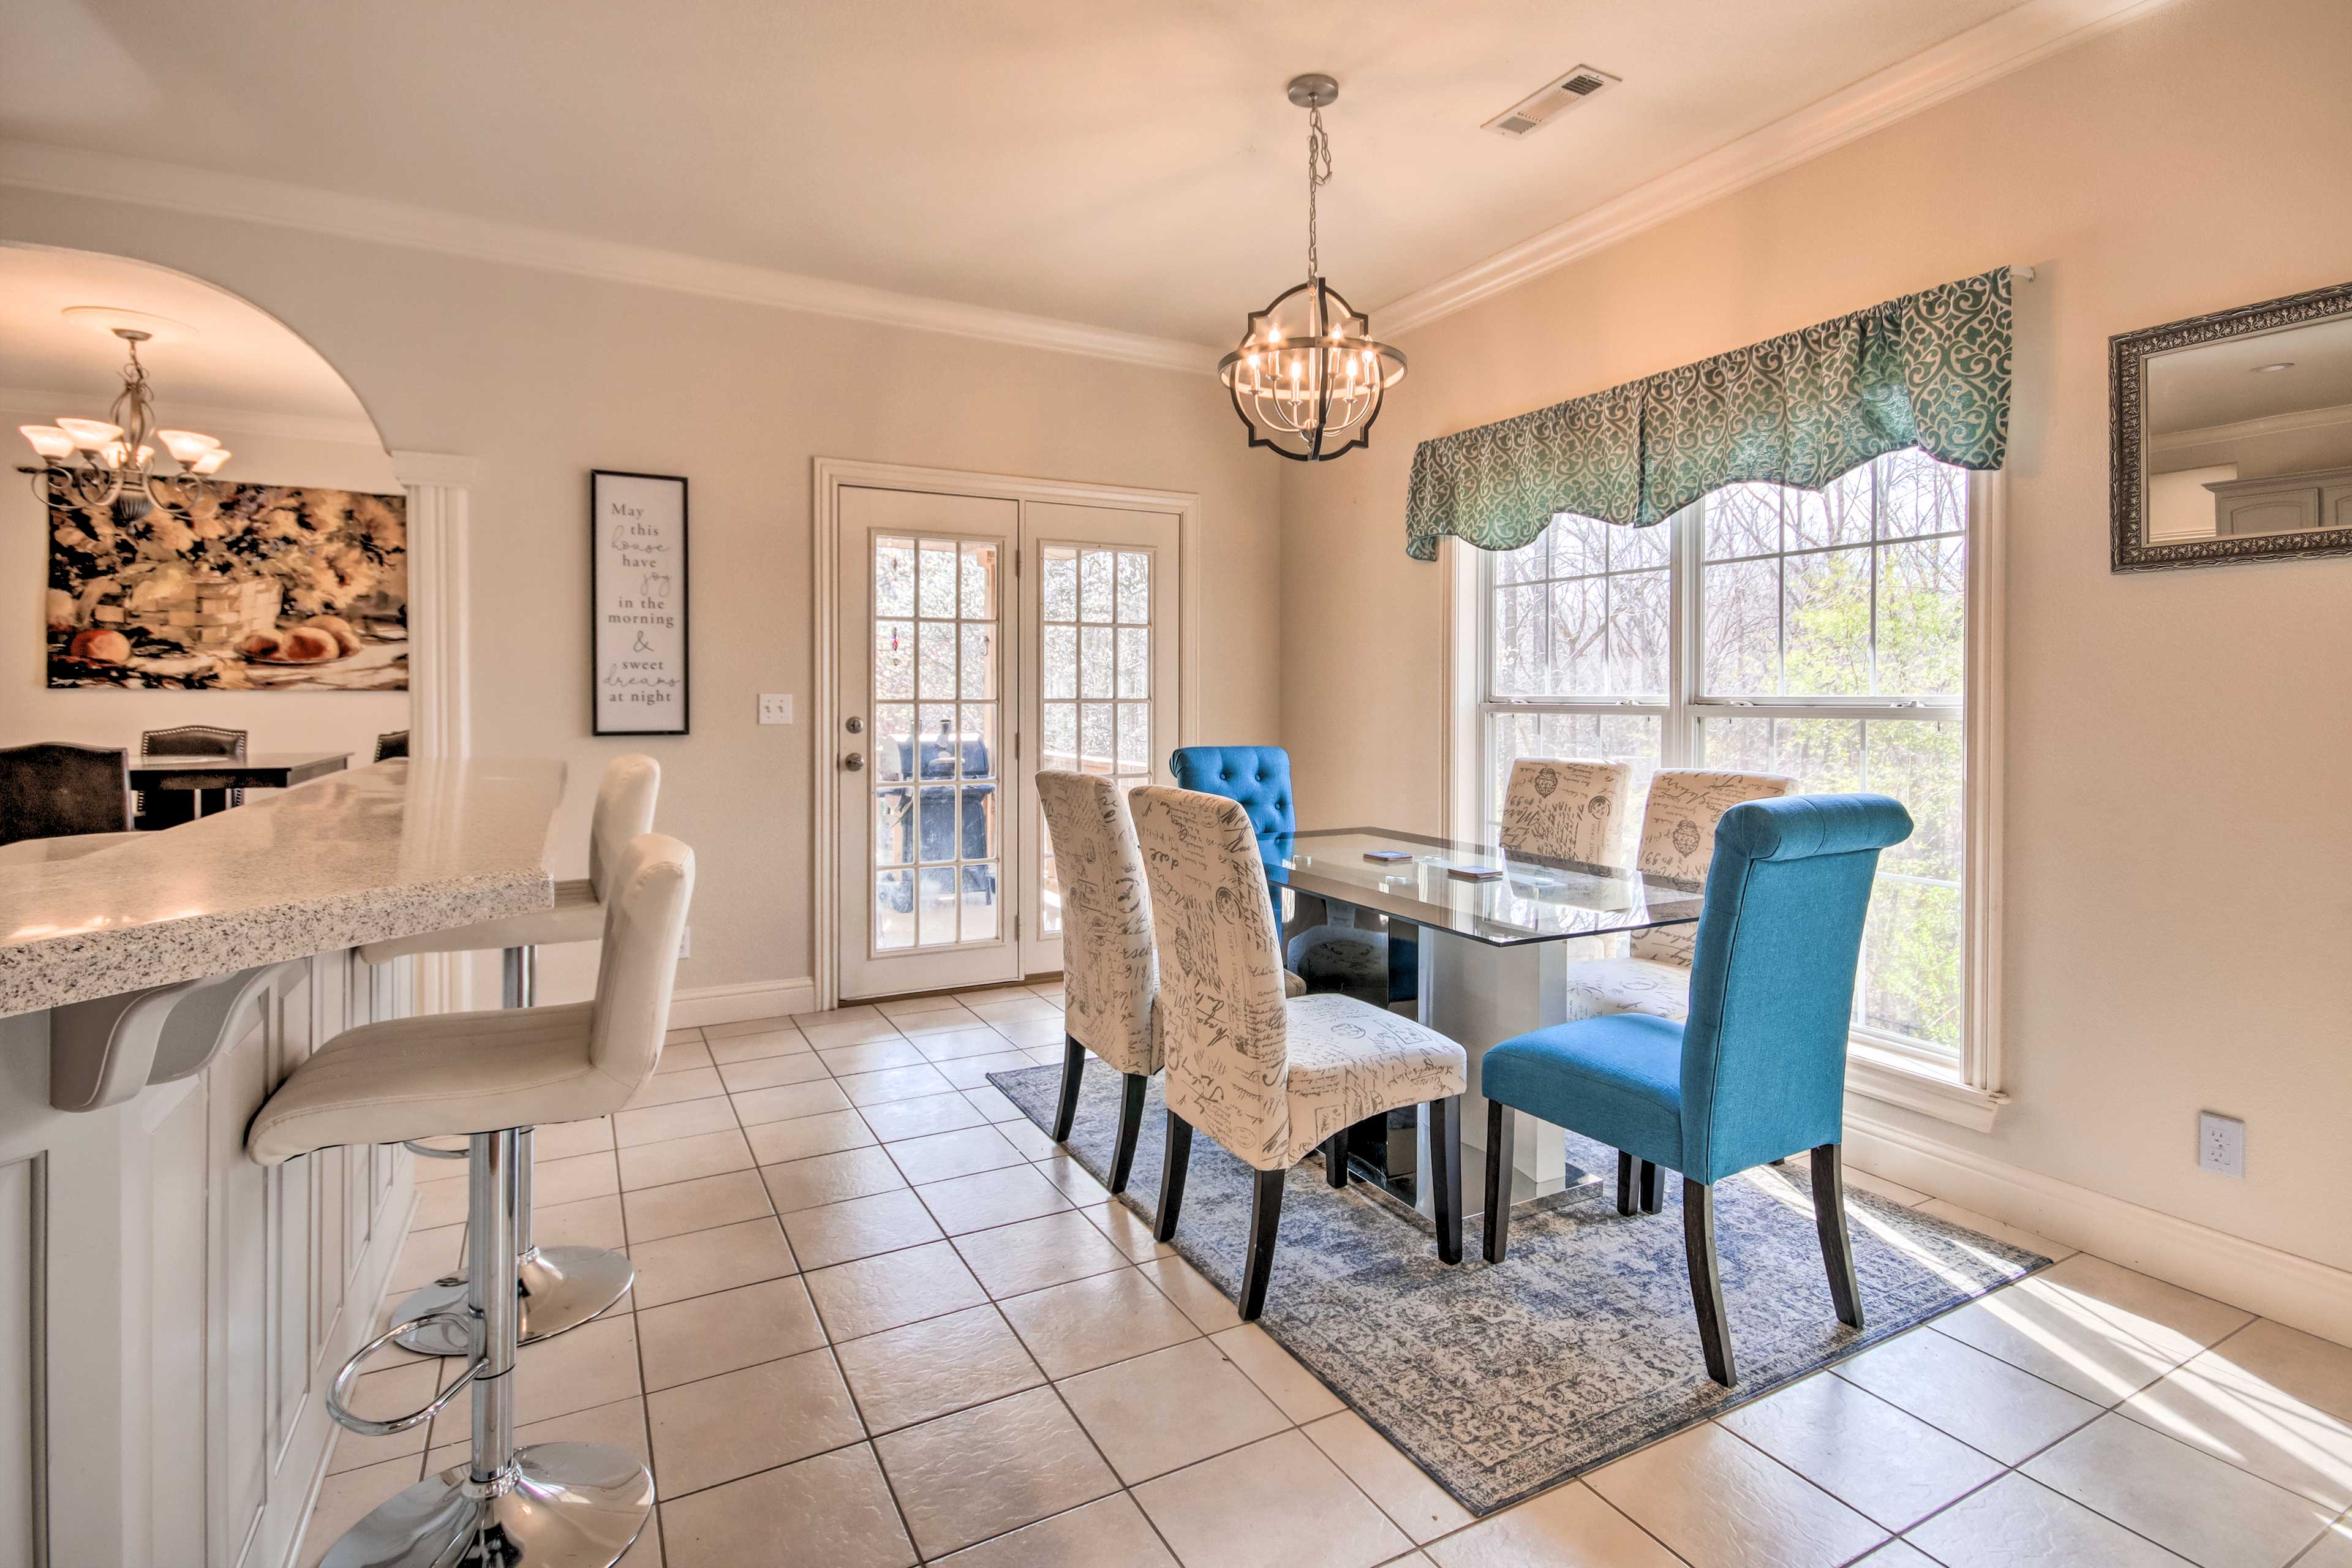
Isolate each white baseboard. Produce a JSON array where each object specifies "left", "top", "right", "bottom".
[
  {"left": 668, "top": 976, "right": 820, "bottom": 1029},
  {"left": 1846, "top": 1109, "right": 2352, "bottom": 1349}
]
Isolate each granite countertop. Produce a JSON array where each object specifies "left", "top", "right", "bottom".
[{"left": 0, "top": 758, "right": 567, "bottom": 1018}]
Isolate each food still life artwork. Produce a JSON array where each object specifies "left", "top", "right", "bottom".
[{"left": 45, "top": 483, "right": 409, "bottom": 690}]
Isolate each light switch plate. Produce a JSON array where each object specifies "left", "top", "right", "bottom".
[
  {"left": 2198, "top": 1111, "right": 2245, "bottom": 1178},
  {"left": 758, "top": 693, "right": 793, "bottom": 725}
]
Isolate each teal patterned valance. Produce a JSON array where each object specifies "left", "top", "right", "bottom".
[{"left": 1404, "top": 268, "right": 2011, "bottom": 560}]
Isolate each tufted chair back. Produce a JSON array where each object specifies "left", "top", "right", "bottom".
[
  {"left": 1498, "top": 758, "right": 1633, "bottom": 864},
  {"left": 1036, "top": 771, "right": 1159, "bottom": 1075},
  {"left": 1629, "top": 770, "right": 1796, "bottom": 965},
  {"left": 1168, "top": 746, "right": 1295, "bottom": 839}
]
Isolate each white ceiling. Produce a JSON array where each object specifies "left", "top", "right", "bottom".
[
  {"left": 2146, "top": 316, "right": 2352, "bottom": 435},
  {"left": 0, "top": 244, "right": 378, "bottom": 426},
  {"left": 0, "top": 0, "right": 2046, "bottom": 346}
]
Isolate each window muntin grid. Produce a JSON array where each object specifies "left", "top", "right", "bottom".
[{"left": 1037, "top": 543, "right": 1152, "bottom": 937}]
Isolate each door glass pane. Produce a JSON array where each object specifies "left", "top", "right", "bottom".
[
  {"left": 1117, "top": 704, "right": 1149, "bottom": 774},
  {"left": 960, "top": 785, "right": 997, "bottom": 859},
  {"left": 960, "top": 625, "right": 998, "bottom": 699},
  {"left": 1116, "top": 551, "right": 1150, "bottom": 624},
  {"left": 961, "top": 864, "right": 1001, "bottom": 942},
  {"left": 918, "top": 540, "right": 958, "bottom": 617},
  {"left": 873, "top": 704, "right": 914, "bottom": 781},
  {"left": 1039, "top": 537, "right": 1164, "bottom": 941},
  {"left": 875, "top": 538, "right": 917, "bottom": 616},
  {"left": 1043, "top": 627, "right": 1077, "bottom": 699},
  {"left": 1117, "top": 628, "right": 1150, "bottom": 698},
  {"left": 1079, "top": 627, "right": 1114, "bottom": 698},
  {"left": 1079, "top": 703, "right": 1114, "bottom": 774},
  {"left": 875, "top": 870, "right": 913, "bottom": 951},
  {"left": 918, "top": 785, "right": 957, "bottom": 861},
  {"left": 918, "top": 866, "right": 957, "bottom": 946},
  {"left": 960, "top": 542, "right": 998, "bottom": 619},
  {"left": 1042, "top": 546, "right": 1079, "bottom": 620},
  {"left": 959, "top": 704, "right": 997, "bottom": 779},
  {"left": 1042, "top": 702, "right": 1077, "bottom": 772},
  {"left": 1079, "top": 549, "right": 1114, "bottom": 623},
  {"left": 918, "top": 621, "right": 957, "bottom": 699},
  {"left": 916, "top": 706, "right": 957, "bottom": 777},
  {"left": 874, "top": 786, "right": 911, "bottom": 867},
  {"left": 875, "top": 621, "right": 914, "bottom": 699}
]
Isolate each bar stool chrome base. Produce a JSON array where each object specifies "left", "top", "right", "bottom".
[
  {"left": 320, "top": 1441, "right": 651, "bottom": 1568},
  {"left": 392, "top": 1245, "right": 635, "bottom": 1356}
]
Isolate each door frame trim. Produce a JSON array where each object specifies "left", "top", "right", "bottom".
[{"left": 810, "top": 457, "right": 1203, "bottom": 1011}]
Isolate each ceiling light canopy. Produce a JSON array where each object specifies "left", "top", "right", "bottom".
[{"left": 1218, "top": 74, "right": 1406, "bottom": 463}]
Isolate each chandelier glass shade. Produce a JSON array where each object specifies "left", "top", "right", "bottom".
[
  {"left": 1219, "top": 74, "right": 1405, "bottom": 462},
  {"left": 18, "top": 328, "right": 231, "bottom": 517}
]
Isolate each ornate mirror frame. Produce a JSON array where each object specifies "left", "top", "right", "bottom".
[{"left": 2110, "top": 278, "right": 2352, "bottom": 572}]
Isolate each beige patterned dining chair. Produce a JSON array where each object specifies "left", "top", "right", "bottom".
[
  {"left": 1498, "top": 757, "right": 1634, "bottom": 863},
  {"left": 1129, "top": 784, "right": 1467, "bottom": 1321}
]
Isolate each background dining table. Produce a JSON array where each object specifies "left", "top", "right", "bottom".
[
  {"left": 132, "top": 750, "right": 352, "bottom": 827},
  {"left": 1259, "top": 826, "right": 1705, "bottom": 1216}
]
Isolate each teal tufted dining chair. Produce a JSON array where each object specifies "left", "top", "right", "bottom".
[{"left": 1479, "top": 792, "right": 1913, "bottom": 1386}]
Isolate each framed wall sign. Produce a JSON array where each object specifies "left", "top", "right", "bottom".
[{"left": 591, "top": 470, "right": 690, "bottom": 734}]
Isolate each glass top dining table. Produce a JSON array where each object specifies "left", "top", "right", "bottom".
[{"left": 1254, "top": 827, "right": 1705, "bottom": 947}]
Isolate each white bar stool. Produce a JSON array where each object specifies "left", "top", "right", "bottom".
[
  {"left": 359, "top": 755, "right": 658, "bottom": 1353},
  {"left": 251, "top": 832, "right": 693, "bottom": 1568}
]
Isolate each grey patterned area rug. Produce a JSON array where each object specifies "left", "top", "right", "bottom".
[{"left": 992, "top": 1060, "right": 2048, "bottom": 1515}]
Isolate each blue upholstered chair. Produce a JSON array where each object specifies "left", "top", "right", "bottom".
[
  {"left": 1169, "top": 745, "right": 1295, "bottom": 835},
  {"left": 1479, "top": 793, "right": 1913, "bottom": 1387}
]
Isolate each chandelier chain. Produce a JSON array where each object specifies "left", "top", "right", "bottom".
[{"left": 1305, "top": 105, "right": 1332, "bottom": 280}]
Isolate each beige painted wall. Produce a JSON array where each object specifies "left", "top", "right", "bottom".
[
  {"left": 0, "top": 192, "right": 1283, "bottom": 1003},
  {"left": 1277, "top": 0, "right": 2352, "bottom": 1271}
]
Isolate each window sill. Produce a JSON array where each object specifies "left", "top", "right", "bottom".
[{"left": 1846, "top": 1047, "right": 2005, "bottom": 1133}]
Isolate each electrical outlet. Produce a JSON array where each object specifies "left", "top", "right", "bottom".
[
  {"left": 677, "top": 927, "right": 692, "bottom": 960},
  {"left": 758, "top": 693, "right": 794, "bottom": 725},
  {"left": 2198, "top": 1111, "right": 2245, "bottom": 1178}
]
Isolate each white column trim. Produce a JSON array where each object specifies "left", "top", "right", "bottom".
[{"left": 393, "top": 451, "right": 475, "bottom": 1012}]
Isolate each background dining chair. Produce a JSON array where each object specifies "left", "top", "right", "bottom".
[
  {"left": 1035, "top": 771, "right": 1160, "bottom": 1192},
  {"left": 0, "top": 742, "right": 132, "bottom": 846},
  {"left": 1130, "top": 784, "right": 1467, "bottom": 1321},
  {"left": 140, "top": 723, "right": 248, "bottom": 823},
  {"left": 1498, "top": 757, "right": 1634, "bottom": 862},
  {"left": 374, "top": 729, "right": 410, "bottom": 761},
  {"left": 1480, "top": 793, "right": 1913, "bottom": 1387}
]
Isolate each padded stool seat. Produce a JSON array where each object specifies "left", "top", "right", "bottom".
[{"left": 358, "top": 878, "right": 602, "bottom": 964}]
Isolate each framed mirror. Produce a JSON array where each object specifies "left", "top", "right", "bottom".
[{"left": 2111, "top": 279, "right": 2352, "bottom": 571}]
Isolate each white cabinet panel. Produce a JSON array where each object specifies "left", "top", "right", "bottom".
[{"left": 0, "top": 1159, "right": 34, "bottom": 1568}]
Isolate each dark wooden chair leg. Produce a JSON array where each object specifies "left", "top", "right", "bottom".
[
  {"left": 1616, "top": 1150, "right": 1636, "bottom": 1216},
  {"left": 1638, "top": 1159, "right": 1662, "bottom": 1215},
  {"left": 1482, "top": 1099, "right": 1515, "bottom": 1264},
  {"left": 1107, "top": 1072, "right": 1148, "bottom": 1194},
  {"left": 1239, "top": 1166, "right": 1287, "bottom": 1321},
  {"left": 1683, "top": 1178, "right": 1738, "bottom": 1387},
  {"left": 1322, "top": 1131, "right": 1350, "bottom": 1188},
  {"left": 1050, "top": 1035, "right": 1085, "bottom": 1143},
  {"left": 1811, "top": 1142, "right": 1866, "bottom": 1330},
  {"left": 1153, "top": 1111, "right": 1194, "bottom": 1242},
  {"left": 1429, "top": 1095, "right": 1463, "bottom": 1265}
]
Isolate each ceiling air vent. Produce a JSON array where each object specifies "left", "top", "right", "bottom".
[{"left": 1483, "top": 66, "right": 1620, "bottom": 138}]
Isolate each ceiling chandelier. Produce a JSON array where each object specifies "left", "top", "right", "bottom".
[
  {"left": 1218, "top": 74, "right": 1406, "bottom": 463},
  {"left": 18, "top": 326, "right": 232, "bottom": 517}
]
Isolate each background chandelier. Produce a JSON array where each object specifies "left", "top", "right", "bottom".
[
  {"left": 18, "top": 326, "right": 232, "bottom": 516},
  {"left": 1218, "top": 74, "right": 1406, "bottom": 462}
]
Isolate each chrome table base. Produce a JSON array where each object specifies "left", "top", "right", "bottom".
[
  {"left": 392, "top": 1243, "right": 635, "bottom": 1356},
  {"left": 320, "top": 1442, "right": 652, "bottom": 1568}
]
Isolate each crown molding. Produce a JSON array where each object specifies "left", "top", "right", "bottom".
[
  {"left": 0, "top": 385, "right": 384, "bottom": 447},
  {"left": 2150, "top": 400, "right": 2352, "bottom": 456},
  {"left": 0, "top": 140, "right": 1221, "bottom": 376},
  {"left": 1374, "top": 0, "right": 2181, "bottom": 336}
]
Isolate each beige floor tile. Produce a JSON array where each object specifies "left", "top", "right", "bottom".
[
  {"left": 1025, "top": 1044, "right": 1070, "bottom": 1067},
  {"left": 1423, "top": 1480, "right": 1684, "bottom": 1568},
  {"left": 839, "top": 1063, "right": 961, "bottom": 1106},
  {"left": 952, "top": 1208, "right": 1131, "bottom": 1298},
  {"left": 821, "top": 1038, "right": 933, "bottom": 1074},
  {"left": 999, "top": 1267, "right": 1198, "bottom": 1378},
  {"left": 532, "top": 1151, "right": 620, "bottom": 1207},
  {"left": 1936, "top": 1255, "right": 2255, "bottom": 1406},
  {"left": 963, "top": 1084, "right": 1028, "bottom": 1123},
  {"left": 861, "top": 1090, "right": 990, "bottom": 1142},
  {"left": 878, "top": 993, "right": 968, "bottom": 1018},
  {"left": 1587, "top": 1423, "right": 1886, "bottom": 1568},
  {"left": 617, "top": 1126, "right": 754, "bottom": 1190},
  {"left": 898, "top": 1008, "right": 990, "bottom": 1038},
  {"left": 782, "top": 1188, "right": 944, "bottom": 1270},
  {"left": 637, "top": 1276, "right": 826, "bottom": 1391},
  {"left": 2121, "top": 1325, "right": 2352, "bottom": 1510},
  {"left": 918, "top": 1164, "right": 1075, "bottom": 1235},
  {"left": 833, "top": 1303, "right": 1046, "bottom": 1433},
  {"left": 2296, "top": 1518, "right": 2352, "bottom": 1567},
  {"left": 1063, "top": 1338, "right": 1289, "bottom": 1483},
  {"left": 665, "top": 1027, "right": 706, "bottom": 1045},
  {"left": 624, "top": 1066, "right": 726, "bottom": 1109},
  {"left": 875, "top": 1386, "right": 1120, "bottom": 1558},
  {"left": 888, "top": 1125, "right": 1028, "bottom": 1185},
  {"left": 935, "top": 1050, "right": 1040, "bottom": 1090},
  {"left": 426, "top": 1313, "right": 641, "bottom": 1447},
  {"left": 413, "top": 1178, "right": 470, "bottom": 1229},
  {"left": 1850, "top": 1544, "right": 1942, "bottom": 1568},
  {"left": 1139, "top": 1255, "right": 1243, "bottom": 1334},
  {"left": 1840, "top": 1166, "right": 1934, "bottom": 1207},
  {"left": 990, "top": 1016, "right": 1068, "bottom": 1050},
  {"left": 1212, "top": 1324, "right": 1346, "bottom": 1423},
  {"left": 2024, "top": 1411, "right": 2334, "bottom": 1568},
  {"left": 747, "top": 1108, "right": 878, "bottom": 1164},
  {"left": 804, "top": 1239, "right": 990, "bottom": 1340},
  {"left": 729, "top": 1077, "right": 854, "bottom": 1126},
  {"left": 995, "top": 1117, "right": 1060, "bottom": 1160},
  {"left": 707, "top": 1012, "right": 822, "bottom": 1038},
  {"left": 658, "top": 1443, "right": 916, "bottom": 1568},
  {"left": 328, "top": 1360, "right": 439, "bottom": 1472},
  {"left": 1914, "top": 1200, "right": 2078, "bottom": 1263},
  {"left": 1909, "top": 1471, "right": 2195, "bottom": 1567},
  {"left": 620, "top": 1168, "right": 772, "bottom": 1243},
  {"left": 1135, "top": 1430, "right": 1413, "bottom": 1568},
  {"left": 1025, "top": 982, "right": 1067, "bottom": 1002},
  {"left": 424, "top": 1392, "right": 649, "bottom": 1473},
  {"left": 763, "top": 1147, "right": 909, "bottom": 1212},
  {"left": 656, "top": 1040, "right": 713, "bottom": 1072},
  {"left": 300, "top": 1456, "right": 426, "bottom": 1568},
  {"left": 614, "top": 1096, "right": 733, "bottom": 1148},
  {"left": 967, "top": 993, "right": 1062, "bottom": 1025},
  {"left": 933, "top": 1493, "right": 1177, "bottom": 1567},
  {"left": 1836, "top": 1321, "right": 2104, "bottom": 1464},
  {"left": 1078, "top": 1198, "right": 1175, "bottom": 1262},
  {"left": 629, "top": 1215, "right": 796, "bottom": 1308},
  {"left": 530, "top": 1192, "right": 626, "bottom": 1251},
  {"left": 804, "top": 1016, "right": 907, "bottom": 1050},
  {"left": 1720, "top": 1371, "right": 2005, "bottom": 1532},
  {"left": 386, "top": 1223, "right": 463, "bottom": 1295},
  {"left": 646, "top": 1345, "right": 865, "bottom": 1496},
  {"left": 707, "top": 1026, "right": 812, "bottom": 1064},
  {"left": 533, "top": 1116, "right": 617, "bottom": 1158},
  {"left": 1304, "top": 1410, "right": 1474, "bottom": 1544},
  {"left": 1037, "top": 1153, "right": 1115, "bottom": 1207},
  {"left": 916, "top": 1025, "right": 1028, "bottom": 1059}
]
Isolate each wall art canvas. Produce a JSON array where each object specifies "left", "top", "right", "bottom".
[
  {"left": 590, "top": 469, "right": 689, "bottom": 734},
  {"left": 45, "top": 483, "right": 409, "bottom": 690}
]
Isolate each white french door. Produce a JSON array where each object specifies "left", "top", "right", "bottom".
[{"left": 831, "top": 483, "right": 1181, "bottom": 1000}]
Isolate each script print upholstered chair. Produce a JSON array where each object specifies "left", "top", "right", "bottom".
[
  {"left": 359, "top": 755, "right": 660, "bottom": 1353},
  {"left": 1498, "top": 757, "right": 1633, "bottom": 862},
  {"left": 1036, "top": 771, "right": 1161, "bottom": 1193},
  {"left": 1130, "top": 785, "right": 1468, "bottom": 1321},
  {"left": 1480, "top": 793, "right": 1912, "bottom": 1387},
  {"left": 249, "top": 832, "right": 693, "bottom": 1567}
]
